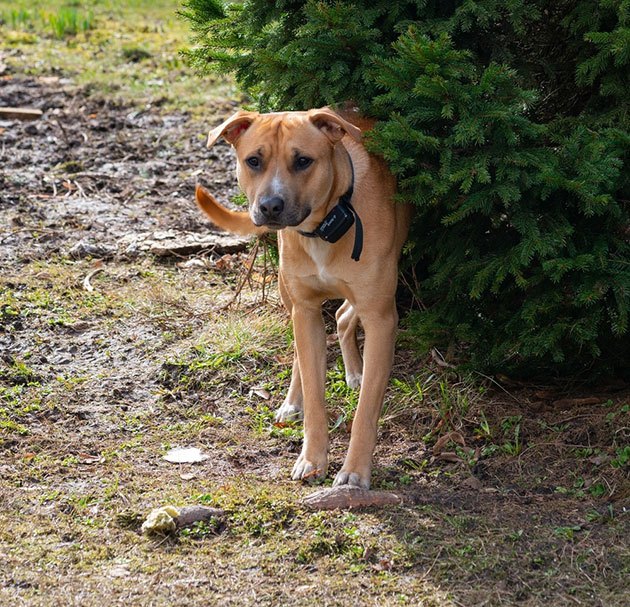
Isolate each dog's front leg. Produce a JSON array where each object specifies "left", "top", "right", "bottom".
[
  {"left": 291, "top": 304, "right": 328, "bottom": 482},
  {"left": 334, "top": 304, "right": 398, "bottom": 489}
]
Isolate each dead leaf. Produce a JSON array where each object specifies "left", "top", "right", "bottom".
[
  {"left": 461, "top": 476, "right": 483, "bottom": 490},
  {"left": 274, "top": 354, "right": 292, "bottom": 365},
  {"left": 77, "top": 453, "right": 103, "bottom": 465},
  {"left": 214, "top": 254, "right": 235, "bottom": 271},
  {"left": 163, "top": 447, "right": 209, "bottom": 464},
  {"left": 589, "top": 454, "right": 610, "bottom": 466},
  {"left": 107, "top": 565, "right": 131, "bottom": 578},
  {"left": 373, "top": 558, "right": 394, "bottom": 571},
  {"left": 432, "top": 431, "right": 466, "bottom": 455},
  {"left": 250, "top": 387, "right": 271, "bottom": 400}
]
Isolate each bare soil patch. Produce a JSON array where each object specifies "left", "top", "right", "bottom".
[{"left": 1, "top": 75, "right": 241, "bottom": 262}]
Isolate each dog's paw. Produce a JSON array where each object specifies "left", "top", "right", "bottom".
[
  {"left": 275, "top": 400, "right": 303, "bottom": 422},
  {"left": 291, "top": 453, "right": 327, "bottom": 483},
  {"left": 333, "top": 469, "right": 371, "bottom": 490},
  {"left": 345, "top": 372, "right": 362, "bottom": 390}
]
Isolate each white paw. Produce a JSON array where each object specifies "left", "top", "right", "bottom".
[
  {"left": 275, "top": 401, "right": 303, "bottom": 422},
  {"left": 333, "top": 469, "right": 371, "bottom": 490},
  {"left": 291, "top": 452, "right": 327, "bottom": 482},
  {"left": 345, "top": 372, "right": 362, "bottom": 390}
]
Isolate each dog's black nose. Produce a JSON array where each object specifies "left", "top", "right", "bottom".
[{"left": 259, "top": 196, "right": 284, "bottom": 220}]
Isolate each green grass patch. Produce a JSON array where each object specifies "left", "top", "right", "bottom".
[
  {"left": 0, "top": 4, "right": 94, "bottom": 39},
  {"left": 158, "top": 308, "right": 290, "bottom": 393},
  {"left": 0, "top": 381, "right": 46, "bottom": 439},
  {"left": 47, "top": 6, "right": 94, "bottom": 38},
  {"left": 0, "top": 0, "right": 234, "bottom": 112}
]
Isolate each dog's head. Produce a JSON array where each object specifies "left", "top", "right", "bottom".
[{"left": 207, "top": 108, "right": 362, "bottom": 230}]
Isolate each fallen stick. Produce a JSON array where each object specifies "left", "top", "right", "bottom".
[
  {"left": 430, "top": 347, "right": 456, "bottom": 369},
  {"left": 552, "top": 397, "right": 604, "bottom": 408},
  {"left": 302, "top": 486, "right": 403, "bottom": 511},
  {"left": 0, "top": 107, "right": 43, "bottom": 121},
  {"left": 82, "top": 267, "right": 104, "bottom": 292}
]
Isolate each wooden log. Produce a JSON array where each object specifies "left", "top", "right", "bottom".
[
  {"left": 0, "top": 107, "right": 43, "bottom": 121},
  {"left": 302, "top": 486, "right": 403, "bottom": 511},
  {"left": 175, "top": 506, "right": 225, "bottom": 529},
  {"left": 118, "top": 229, "right": 252, "bottom": 257}
]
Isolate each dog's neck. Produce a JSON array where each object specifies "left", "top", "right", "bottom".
[{"left": 297, "top": 149, "right": 363, "bottom": 261}]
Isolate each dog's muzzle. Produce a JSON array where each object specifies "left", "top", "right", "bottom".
[{"left": 253, "top": 197, "right": 312, "bottom": 229}]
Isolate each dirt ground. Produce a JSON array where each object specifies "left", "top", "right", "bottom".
[{"left": 1, "top": 75, "right": 629, "bottom": 606}]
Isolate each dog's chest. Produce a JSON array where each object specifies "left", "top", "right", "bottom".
[{"left": 301, "top": 240, "right": 346, "bottom": 294}]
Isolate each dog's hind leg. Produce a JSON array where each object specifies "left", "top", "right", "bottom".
[
  {"left": 275, "top": 352, "right": 303, "bottom": 421},
  {"left": 274, "top": 274, "right": 304, "bottom": 422},
  {"left": 335, "top": 300, "right": 362, "bottom": 389}
]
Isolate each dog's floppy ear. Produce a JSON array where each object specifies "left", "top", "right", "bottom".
[
  {"left": 308, "top": 108, "right": 362, "bottom": 143},
  {"left": 207, "top": 110, "right": 259, "bottom": 148}
]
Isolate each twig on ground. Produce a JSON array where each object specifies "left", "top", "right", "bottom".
[
  {"left": 474, "top": 371, "right": 523, "bottom": 403},
  {"left": 431, "top": 347, "right": 456, "bottom": 369},
  {"left": 54, "top": 117, "right": 71, "bottom": 146},
  {"left": 83, "top": 267, "right": 104, "bottom": 292},
  {"left": 74, "top": 180, "right": 86, "bottom": 198},
  {"left": 219, "top": 239, "right": 261, "bottom": 311}
]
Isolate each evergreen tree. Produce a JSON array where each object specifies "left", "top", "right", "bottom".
[{"left": 181, "top": 0, "right": 630, "bottom": 377}]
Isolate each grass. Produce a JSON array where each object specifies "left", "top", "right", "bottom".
[
  {"left": 0, "top": 0, "right": 235, "bottom": 113},
  {"left": 47, "top": 6, "right": 95, "bottom": 39},
  {"left": 2, "top": 256, "right": 629, "bottom": 606}
]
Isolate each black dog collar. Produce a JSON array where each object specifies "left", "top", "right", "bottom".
[{"left": 298, "top": 158, "right": 363, "bottom": 262}]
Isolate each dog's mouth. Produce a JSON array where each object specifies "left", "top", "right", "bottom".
[
  {"left": 252, "top": 206, "right": 312, "bottom": 230},
  {"left": 252, "top": 218, "right": 284, "bottom": 230}
]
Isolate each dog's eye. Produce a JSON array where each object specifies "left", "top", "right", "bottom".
[
  {"left": 246, "top": 156, "right": 261, "bottom": 169},
  {"left": 295, "top": 156, "right": 313, "bottom": 170}
]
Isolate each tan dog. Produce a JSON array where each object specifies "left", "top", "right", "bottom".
[{"left": 195, "top": 108, "right": 411, "bottom": 489}]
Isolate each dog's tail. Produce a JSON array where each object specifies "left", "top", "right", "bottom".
[{"left": 195, "top": 184, "right": 268, "bottom": 236}]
